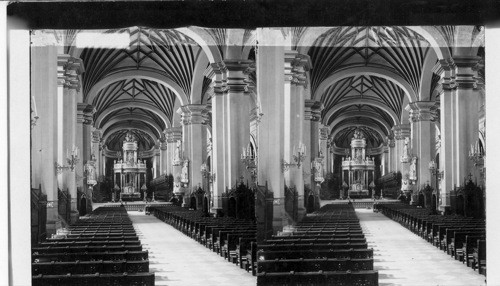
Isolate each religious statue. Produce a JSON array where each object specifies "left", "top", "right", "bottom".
[
  {"left": 125, "top": 132, "right": 135, "bottom": 142},
  {"left": 409, "top": 156, "right": 417, "bottom": 181},
  {"left": 314, "top": 159, "right": 324, "bottom": 183},
  {"left": 173, "top": 140, "right": 182, "bottom": 165},
  {"left": 401, "top": 137, "right": 411, "bottom": 163},
  {"left": 181, "top": 160, "right": 189, "bottom": 183},
  {"left": 85, "top": 161, "right": 97, "bottom": 186},
  {"left": 127, "top": 152, "right": 134, "bottom": 164}
]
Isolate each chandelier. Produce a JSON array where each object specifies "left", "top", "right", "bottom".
[
  {"left": 55, "top": 146, "right": 80, "bottom": 174},
  {"left": 468, "top": 139, "right": 484, "bottom": 167},
  {"left": 282, "top": 143, "right": 306, "bottom": 172}
]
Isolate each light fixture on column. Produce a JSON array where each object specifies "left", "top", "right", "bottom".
[
  {"left": 282, "top": 143, "right": 307, "bottom": 173},
  {"left": 468, "top": 139, "right": 485, "bottom": 167},
  {"left": 200, "top": 162, "right": 216, "bottom": 182},
  {"left": 55, "top": 146, "right": 80, "bottom": 174},
  {"left": 240, "top": 144, "right": 257, "bottom": 182}
]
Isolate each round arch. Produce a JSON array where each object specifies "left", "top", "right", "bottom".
[
  {"left": 86, "top": 69, "right": 189, "bottom": 107},
  {"left": 322, "top": 98, "right": 399, "bottom": 126},
  {"left": 328, "top": 111, "right": 392, "bottom": 136},
  {"left": 175, "top": 27, "right": 224, "bottom": 64},
  {"left": 100, "top": 114, "right": 163, "bottom": 139},
  {"left": 313, "top": 65, "right": 418, "bottom": 103},
  {"left": 330, "top": 123, "right": 387, "bottom": 144},
  {"left": 95, "top": 102, "right": 171, "bottom": 130},
  {"left": 102, "top": 124, "right": 158, "bottom": 145}
]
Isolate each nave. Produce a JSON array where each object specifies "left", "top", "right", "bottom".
[
  {"left": 123, "top": 205, "right": 486, "bottom": 286},
  {"left": 128, "top": 211, "right": 256, "bottom": 286},
  {"left": 356, "top": 208, "right": 486, "bottom": 286}
]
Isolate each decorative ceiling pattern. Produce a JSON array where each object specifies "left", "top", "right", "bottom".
[
  {"left": 105, "top": 128, "right": 156, "bottom": 152},
  {"left": 309, "top": 26, "right": 432, "bottom": 147},
  {"left": 334, "top": 125, "right": 385, "bottom": 149}
]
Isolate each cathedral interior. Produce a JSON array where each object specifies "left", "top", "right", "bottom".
[{"left": 3, "top": 6, "right": 498, "bottom": 284}]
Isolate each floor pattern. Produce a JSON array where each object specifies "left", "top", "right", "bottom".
[
  {"left": 356, "top": 208, "right": 487, "bottom": 286},
  {"left": 128, "top": 211, "right": 256, "bottom": 286}
]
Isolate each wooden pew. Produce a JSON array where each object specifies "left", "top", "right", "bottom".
[{"left": 256, "top": 270, "right": 378, "bottom": 286}]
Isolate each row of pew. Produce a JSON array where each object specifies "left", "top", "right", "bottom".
[
  {"left": 375, "top": 203, "right": 486, "bottom": 276},
  {"left": 256, "top": 204, "right": 378, "bottom": 286},
  {"left": 32, "top": 206, "right": 155, "bottom": 286},
  {"left": 148, "top": 205, "right": 257, "bottom": 273}
]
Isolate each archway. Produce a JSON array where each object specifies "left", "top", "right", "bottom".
[
  {"left": 456, "top": 195, "right": 465, "bottom": 216},
  {"left": 228, "top": 197, "right": 237, "bottom": 218},
  {"left": 306, "top": 195, "right": 315, "bottom": 214},
  {"left": 190, "top": 195, "right": 197, "bottom": 210},
  {"left": 418, "top": 193, "right": 425, "bottom": 208},
  {"left": 79, "top": 198, "right": 87, "bottom": 216}
]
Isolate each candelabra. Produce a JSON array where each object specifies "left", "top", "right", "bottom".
[
  {"left": 281, "top": 143, "right": 306, "bottom": 172},
  {"left": 55, "top": 146, "right": 80, "bottom": 174},
  {"left": 468, "top": 139, "right": 485, "bottom": 167},
  {"left": 31, "top": 96, "right": 39, "bottom": 129},
  {"left": 241, "top": 145, "right": 257, "bottom": 182},
  {"left": 200, "top": 163, "right": 216, "bottom": 182}
]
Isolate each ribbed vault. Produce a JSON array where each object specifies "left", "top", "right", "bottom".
[{"left": 105, "top": 128, "right": 156, "bottom": 152}]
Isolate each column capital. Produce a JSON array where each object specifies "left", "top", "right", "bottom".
[
  {"left": 304, "top": 100, "right": 322, "bottom": 121},
  {"left": 291, "top": 53, "right": 312, "bottom": 88},
  {"left": 225, "top": 59, "right": 253, "bottom": 93},
  {"left": 58, "top": 55, "right": 85, "bottom": 91},
  {"left": 392, "top": 124, "right": 410, "bottom": 140},
  {"left": 177, "top": 104, "right": 207, "bottom": 125},
  {"left": 210, "top": 62, "right": 228, "bottom": 95},
  {"left": 406, "top": 101, "right": 438, "bottom": 122},
  {"left": 77, "top": 103, "right": 95, "bottom": 125},
  {"left": 91, "top": 129, "right": 101, "bottom": 143},
  {"left": 454, "top": 56, "right": 481, "bottom": 89},
  {"left": 319, "top": 127, "right": 329, "bottom": 140},
  {"left": 164, "top": 127, "right": 182, "bottom": 143}
]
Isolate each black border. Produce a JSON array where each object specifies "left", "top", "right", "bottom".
[{"left": 6, "top": 0, "right": 498, "bottom": 30}]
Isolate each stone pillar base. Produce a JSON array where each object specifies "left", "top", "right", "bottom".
[
  {"left": 70, "top": 211, "right": 80, "bottom": 224},
  {"left": 210, "top": 207, "right": 223, "bottom": 217},
  {"left": 439, "top": 205, "right": 451, "bottom": 215}
]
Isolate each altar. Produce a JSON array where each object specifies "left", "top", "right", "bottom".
[
  {"left": 341, "top": 128, "right": 376, "bottom": 198},
  {"left": 113, "top": 132, "right": 147, "bottom": 201}
]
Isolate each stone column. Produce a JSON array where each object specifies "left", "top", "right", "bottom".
[
  {"left": 31, "top": 45, "right": 60, "bottom": 235},
  {"left": 257, "top": 30, "right": 286, "bottom": 232},
  {"left": 453, "top": 56, "right": 480, "bottom": 185},
  {"left": 225, "top": 60, "right": 252, "bottom": 186},
  {"left": 319, "top": 126, "right": 329, "bottom": 172},
  {"left": 392, "top": 124, "right": 410, "bottom": 174},
  {"left": 289, "top": 53, "right": 311, "bottom": 220},
  {"left": 407, "top": 101, "right": 437, "bottom": 190},
  {"left": 76, "top": 104, "right": 92, "bottom": 192},
  {"left": 159, "top": 138, "right": 168, "bottom": 175},
  {"left": 91, "top": 129, "right": 102, "bottom": 179},
  {"left": 178, "top": 104, "right": 207, "bottom": 192},
  {"left": 387, "top": 138, "right": 395, "bottom": 172},
  {"left": 211, "top": 63, "right": 227, "bottom": 213},
  {"left": 439, "top": 59, "right": 456, "bottom": 211},
  {"left": 165, "top": 127, "right": 182, "bottom": 176},
  {"left": 153, "top": 146, "right": 161, "bottom": 178},
  {"left": 381, "top": 144, "right": 389, "bottom": 176},
  {"left": 303, "top": 100, "right": 321, "bottom": 191}
]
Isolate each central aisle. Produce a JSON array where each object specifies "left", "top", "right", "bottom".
[
  {"left": 128, "top": 211, "right": 256, "bottom": 286},
  {"left": 356, "top": 208, "right": 486, "bottom": 286}
]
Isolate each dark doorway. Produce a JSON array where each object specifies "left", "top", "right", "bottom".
[
  {"left": 418, "top": 193, "right": 425, "bottom": 208},
  {"left": 228, "top": 197, "right": 237, "bottom": 218},
  {"left": 79, "top": 198, "right": 87, "bottom": 216},
  {"left": 190, "top": 196, "right": 197, "bottom": 210},
  {"left": 306, "top": 194, "right": 315, "bottom": 213}
]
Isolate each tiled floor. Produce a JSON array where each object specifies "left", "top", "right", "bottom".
[
  {"left": 356, "top": 208, "right": 487, "bottom": 286},
  {"left": 128, "top": 211, "right": 256, "bottom": 286}
]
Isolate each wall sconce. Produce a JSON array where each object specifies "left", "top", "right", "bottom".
[
  {"left": 241, "top": 144, "right": 257, "bottom": 182},
  {"left": 281, "top": 143, "right": 307, "bottom": 173},
  {"left": 55, "top": 146, "right": 80, "bottom": 174}
]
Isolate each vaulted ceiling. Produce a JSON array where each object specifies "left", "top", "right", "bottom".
[
  {"left": 80, "top": 27, "right": 204, "bottom": 151},
  {"left": 308, "top": 26, "right": 435, "bottom": 148}
]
